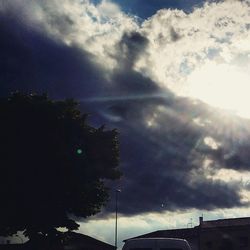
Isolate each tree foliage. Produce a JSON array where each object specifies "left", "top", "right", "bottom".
[{"left": 0, "top": 93, "right": 120, "bottom": 239}]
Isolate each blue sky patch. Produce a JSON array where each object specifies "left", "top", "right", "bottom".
[{"left": 92, "top": 0, "right": 212, "bottom": 19}]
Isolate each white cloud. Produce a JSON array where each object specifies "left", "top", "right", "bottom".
[
  {"left": 0, "top": 0, "right": 138, "bottom": 71},
  {"left": 204, "top": 136, "right": 220, "bottom": 150},
  {"left": 136, "top": 1, "right": 250, "bottom": 116}
]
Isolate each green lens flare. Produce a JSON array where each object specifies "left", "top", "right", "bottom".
[{"left": 76, "top": 149, "right": 83, "bottom": 155}]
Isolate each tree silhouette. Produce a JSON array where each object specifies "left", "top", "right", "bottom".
[{"left": 0, "top": 93, "right": 120, "bottom": 241}]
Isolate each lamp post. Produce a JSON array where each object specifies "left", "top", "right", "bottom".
[{"left": 115, "top": 189, "right": 121, "bottom": 249}]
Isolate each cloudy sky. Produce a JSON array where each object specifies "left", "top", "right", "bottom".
[{"left": 1, "top": 0, "right": 250, "bottom": 248}]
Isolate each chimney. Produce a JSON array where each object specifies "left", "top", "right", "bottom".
[{"left": 199, "top": 216, "right": 203, "bottom": 226}]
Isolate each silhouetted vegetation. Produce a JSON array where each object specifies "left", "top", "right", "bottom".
[{"left": 0, "top": 93, "right": 120, "bottom": 241}]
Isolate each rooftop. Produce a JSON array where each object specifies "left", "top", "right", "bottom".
[
  {"left": 200, "top": 217, "right": 250, "bottom": 228},
  {"left": 124, "top": 216, "right": 250, "bottom": 242}
]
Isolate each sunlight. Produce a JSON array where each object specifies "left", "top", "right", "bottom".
[
  {"left": 203, "top": 137, "right": 220, "bottom": 150},
  {"left": 187, "top": 62, "right": 250, "bottom": 119},
  {"left": 239, "top": 189, "right": 250, "bottom": 204},
  {"left": 207, "top": 167, "right": 250, "bottom": 184}
]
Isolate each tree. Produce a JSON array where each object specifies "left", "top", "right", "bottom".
[{"left": 0, "top": 92, "right": 120, "bottom": 240}]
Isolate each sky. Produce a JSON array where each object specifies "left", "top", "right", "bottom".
[{"left": 1, "top": 0, "right": 250, "bottom": 248}]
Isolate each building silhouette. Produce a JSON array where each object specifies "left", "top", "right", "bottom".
[
  {"left": 124, "top": 216, "right": 250, "bottom": 250},
  {"left": 0, "top": 232, "right": 116, "bottom": 250}
]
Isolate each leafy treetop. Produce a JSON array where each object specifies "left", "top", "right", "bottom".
[{"left": 0, "top": 93, "right": 120, "bottom": 240}]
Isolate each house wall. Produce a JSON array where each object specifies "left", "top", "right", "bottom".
[{"left": 199, "top": 226, "right": 250, "bottom": 250}]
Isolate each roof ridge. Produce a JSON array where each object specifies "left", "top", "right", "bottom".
[
  {"left": 207, "top": 216, "right": 250, "bottom": 221},
  {"left": 65, "top": 232, "right": 115, "bottom": 247}
]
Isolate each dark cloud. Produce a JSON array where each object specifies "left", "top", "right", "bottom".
[
  {"left": 0, "top": 15, "right": 107, "bottom": 99},
  {"left": 116, "top": 176, "right": 241, "bottom": 215},
  {"left": 110, "top": 31, "right": 160, "bottom": 95},
  {"left": 1, "top": 3, "right": 249, "bottom": 219},
  {"left": 100, "top": 98, "right": 246, "bottom": 215},
  {"left": 85, "top": 94, "right": 249, "bottom": 216},
  {"left": 118, "top": 32, "right": 149, "bottom": 68},
  {"left": 194, "top": 111, "right": 250, "bottom": 171}
]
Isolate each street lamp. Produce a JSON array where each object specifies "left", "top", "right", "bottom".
[{"left": 115, "top": 189, "right": 121, "bottom": 249}]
